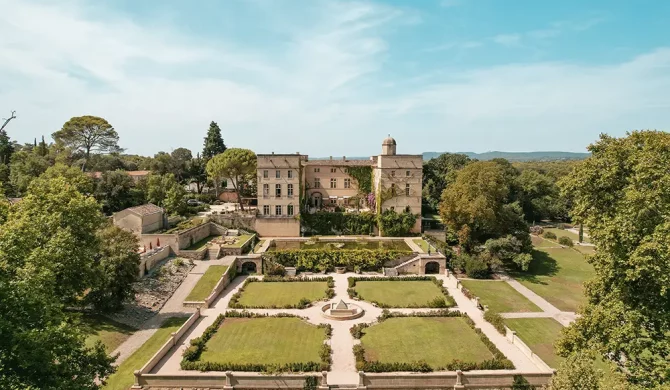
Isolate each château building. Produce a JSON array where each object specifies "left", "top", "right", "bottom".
[{"left": 255, "top": 136, "right": 422, "bottom": 237}]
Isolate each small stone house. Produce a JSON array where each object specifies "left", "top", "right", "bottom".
[{"left": 112, "top": 203, "right": 166, "bottom": 234}]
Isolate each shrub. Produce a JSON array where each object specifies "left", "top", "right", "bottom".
[
  {"left": 263, "top": 261, "right": 286, "bottom": 276},
  {"left": 558, "top": 236, "right": 574, "bottom": 247},
  {"left": 529, "top": 225, "right": 544, "bottom": 235},
  {"left": 465, "top": 255, "right": 489, "bottom": 279},
  {"left": 483, "top": 311, "right": 506, "bottom": 335},
  {"left": 377, "top": 209, "right": 417, "bottom": 237},
  {"left": 543, "top": 231, "right": 557, "bottom": 240},
  {"left": 302, "top": 212, "right": 376, "bottom": 235},
  {"left": 556, "top": 223, "right": 566, "bottom": 230},
  {"left": 350, "top": 323, "right": 369, "bottom": 339},
  {"left": 262, "top": 249, "right": 411, "bottom": 273}
]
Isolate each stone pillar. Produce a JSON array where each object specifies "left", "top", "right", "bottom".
[
  {"left": 318, "top": 371, "right": 329, "bottom": 390},
  {"left": 456, "top": 280, "right": 461, "bottom": 289},
  {"left": 130, "top": 370, "right": 142, "bottom": 389},
  {"left": 357, "top": 371, "right": 367, "bottom": 389},
  {"left": 453, "top": 370, "right": 465, "bottom": 389},
  {"left": 511, "top": 331, "right": 517, "bottom": 343},
  {"left": 224, "top": 371, "right": 234, "bottom": 390}
]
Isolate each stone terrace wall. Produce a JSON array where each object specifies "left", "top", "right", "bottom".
[
  {"left": 210, "top": 213, "right": 256, "bottom": 232},
  {"left": 139, "top": 246, "right": 170, "bottom": 277}
]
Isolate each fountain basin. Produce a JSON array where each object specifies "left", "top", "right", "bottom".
[{"left": 321, "top": 300, "right": 365, "bottom": 321}]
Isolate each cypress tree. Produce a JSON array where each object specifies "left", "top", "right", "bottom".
[{"left": 202, "top": 121, "right": 226, "bottom": 160}]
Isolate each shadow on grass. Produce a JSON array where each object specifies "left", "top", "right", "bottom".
[
  {"left": 508, "top": 250, "right": 559, "bottom": 285},
  {"left": 79, "top": 313, "right": 137, "bottom": 336}
]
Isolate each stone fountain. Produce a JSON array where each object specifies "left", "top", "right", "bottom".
[{"left": 321, "top": 299, "right": 365, "bottom": 321}]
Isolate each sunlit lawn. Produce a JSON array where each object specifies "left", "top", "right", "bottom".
[
  {"left": 353, "top": 280, "right": 447, "bottom": 307},
  {"left": 81, "top": 314, "right": 136, "bottom": 353},
  {"left": 103, "top": 317, "right": 187, "bottom": 390},
  {"left": 504, "top": 318, "right": 564, "bottom": 368},
  {"left": 185, "top": 265, "right": 229, "bottom": 301},
  {"left": 361, "top": 317, "right": 494, "bottom": 368},
  {"left": 460, "top": 280, "right": 541, "bottom": 313},
  {"left": 544, "top": 228, "right": 590, "bottom": 244},
  {"left": 237, "top": 281, "right": 328, "bottom": 307}
]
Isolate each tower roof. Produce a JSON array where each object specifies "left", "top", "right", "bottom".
[{"left": 382, "top": 135, "right": 396, "bottom": 146}]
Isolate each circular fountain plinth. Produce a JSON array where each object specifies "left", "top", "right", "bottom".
[{"left": 321, "top": 300, "right": 365, "bottom": 321}]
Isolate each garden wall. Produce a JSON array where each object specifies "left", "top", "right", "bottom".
[
  {"left": 134, "top": 372, "right": 320, "bottom": 389},
  {"left": 176, "top": 222, "right": 228, "bottom": 250},
  {"left": 255, "top": 217, "right": 300, "bottom": 237},
  {"left": 183, "top": 258, "right": 239, "bottom": 309},
  {"left": 210, "top": 213, "right": 256, "bottom": 232},
  {"left": 504, "top": 326, "right": 553, "bottom": 372},
  {"left": 139, "top": 246, "right": 170, "bottom": 277},
  {"left": 358, "top": 370, "right": 552, "bottom": 389},
  {"left": 140, "top": 234, "right": 179, "bottom": 254}
]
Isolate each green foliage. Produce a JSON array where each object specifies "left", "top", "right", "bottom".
[
  {"left": 94, "top": 170, "right": 145, "bottom": 214},
  {"left": 464, "top": 255, "right": 489, "bottom": 279},
  {"left": 303, "top": 376, "right": 318, "bottom": 390},
  {"left": 350, "top": 323, "right": 370, "bottom": 339},
  {"left": 549, "top": 352, "right": 633, "bottom": 390},
  {"left": 86, "top": 224, "right": 140, "bottom": 312},
  {"left": 263, "top": 260, "right": 286, "bottom": 276},
  {"left": 8, "top": 149, "right": 50, "bottom": 195},
  {"left": 543, "top": 231, "right": 557, "bottom": 240},
  {"left": 557, "top": 131, "right": 670, "bottom": 387},
  {"left": 347, "top": 276, "right": 455, "bottom": 308},
  {"left": 377, "top": 209, "right": 417, "bottom": 237},
  {"left": 348, "top": 166, "right": 373, "bottom": 194},
  {"left": 147, "top": 173, "right": 186, "bottom": 215},
  {"left": 206, "top": 148, "right": 256, "bottom": 209},
  {"left": 483, "top": 311, "right": 506, "bottom": 334},
  {"left": 422, "top": 153, "right": 472, "bottom": 212},
  {"left": 262, "top": 248, "right": 411, "bottom": 272},
  {"left": 52, "top": 115, "right": 120, "bottom": 171},
  {"left": 202, "top": 121, "right": 227, "bottom": 160},
  {"left": 302, "top": 212, "right": 376, "bottom": 235},
  {"left": 228, "top": 277, "right": 334, "bottom": 309},
  {"left": 512, "top": 375, "right": 536, "bottom": 390},
  {"left": 484, "top": 235, "right": 532, "bottom": 271},
  {"left": 558, "top": 236, "right": 573, "bottom": 247}
]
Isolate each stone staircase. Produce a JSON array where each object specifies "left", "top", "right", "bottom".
[{"left": 207, "top": 246, "right": 221, "bottom": 260}]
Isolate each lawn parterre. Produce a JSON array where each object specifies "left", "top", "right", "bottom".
[
  {"left": 504, "top": 318, "right": 564, "bottom": 368},
  {"left": 81, "top": 314, "right": 136, "bottom": 352},
  {"left": 412, "top": 238, "right": 430, "bottom": 252},
  {"left": 348, "top": 276, "right": 455, "bottom": 308},
  {"left": 182, "top": 312, "right": 331, "bottom": 372},
  {"left": 229, "top": 277, "right": 334, "bottom": 309},
  {"left": 460, "top": 280, "right": 541, "bottom": 313},
  {"left": 355, "top": 311, "right": 513, "bottom": 372},
  {"left": 510, "top": 246, "right": 595, "bottom": 312},
  {"left": 103, "top": 317, "right": 187, "bottom": 390},
  {"left": 185, "top": 265, "right": 230, "bottom": 302}
]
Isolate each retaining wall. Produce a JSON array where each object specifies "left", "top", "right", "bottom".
[
  {"left": 139, "top": 246, "right": 170, "bottom": 277},
  {"left": 504, "top": 326, "right": 554, "bottom": 371},
  {"left": 183, "top": 258, "right": 239, "bottom": 309}
]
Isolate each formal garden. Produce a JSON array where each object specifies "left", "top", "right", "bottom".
[
  {"left": 228, "top": 277, "right": 334, "bottom": 309},
  {"left": 504, "top": 318, "right": 565, "bottom": 368},
  {"left": 185, "top": 265, "right": 229, "bottom": 301},
  {"left": 181, "top": 312, "right": 332, "bottom": 372},
  {"left": 460, "top": 280, "right": 541, "bottom": 313},
  {"left": 347, "top": 276, "right": 455, "bottom": 308}
]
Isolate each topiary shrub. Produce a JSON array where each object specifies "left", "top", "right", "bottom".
[
  {"left": 558, "top": 236, "right": 574, "bottom": 247},
  {"left": 543, "top": 231, "right": 557, "bottom": 240},
  {"left": 465, "top": 255, "right": 489, "bottom": 279}
]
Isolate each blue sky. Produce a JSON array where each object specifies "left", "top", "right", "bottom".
[{"left": 1, "top": 0, "right": 669, "bottom": 157}]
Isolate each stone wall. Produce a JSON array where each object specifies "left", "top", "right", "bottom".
[
  {"left": 139, "top": 246, "right": 170, "bottom": 277},
  {"left": 395, "top": 254, "right": 447, "bottom": 275},
  {"left": 178, "top": 248, "right": 207, "bottom": 260},
  {"left": 140, "top": 234, "right": 179, "bottom": 254},
  {"left": 210, "top": 213, "right": 256, "bottom": 232},
  {"left": 176, "top": 222, "right": 216, "bottom": 250},
  {"left": 183, "top": 259, "right": 238, "bottom": 309},
  {"left": 255, "top": 217, "right": 300, "bottom": 237}
]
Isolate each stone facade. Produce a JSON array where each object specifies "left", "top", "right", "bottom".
[
  {"left": 255, "top": 136, "right": 422, "bottom": 236},
  {"left": 113, "top": 203, "right": 165, "bottom": 235}
]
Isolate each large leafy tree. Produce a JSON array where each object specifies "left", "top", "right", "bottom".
[
  {"left": 557, "top": 131, "right": 670, "bottom": 388},
  {"left": 206, "top": 148, "right": 256, "bottom": 210},
  {"left": 8, "top": 149, "right": 50, "bottom": 196},
  {"left": 86, "top": 224, "right": 140, "bottom": 312},
  {"left": 202, "top": 121, "right": 226, "bottom": 160},
  {"left": 439, "top": 160, "right": 528, "bottom": 250},
  {"left": 94, "top": 170, "right": 145, "bottom": 214},
  {"left": 0, "top": 176, "right": 115, "bottom": 389},
  {"left": 188, "top": 152, "right": 207, "bottom": 193},
  {"left": 39, "top": 163, "right": 95, "bottom": 194},
  {"left": 52, "top": 116, "right": 121, "bottom": 171},
  {"left": 146, "top": 173, "right": 186, "bottom": 215},
  {"left": 422, "top": 153, "right": 472, "bottom": 211}
]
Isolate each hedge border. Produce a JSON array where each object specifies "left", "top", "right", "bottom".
[
  {"left": 181, "top": 311, "right": 332, "bottom": 373},
  {"left": 228, "top": 277, "right": 335, "bottom": 309},
  {"left": 352, "top": 310, "right": 514, "bottom": 372},
  {"left": 261, "top": 249, "right": 413, "bottom": 273},
  {"left": 346, "top": 276, "right": 456, "bottom": 308}
]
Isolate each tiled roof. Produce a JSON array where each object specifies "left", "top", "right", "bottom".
[
  {"left": 303, "top": 159, "right": 373, "bottom": 166},
  {"left": 128, "top": 203, "right": 163, "bottom": 216}
]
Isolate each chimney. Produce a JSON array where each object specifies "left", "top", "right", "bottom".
[
  {"left": 329, "top": 156, "right": 333, "bottom": 160},
  {"left": 343, "top": 156, "right": 346, "bottom": 161},
  {"left": 271, "top": 152, "right": 274, "bottom": 155}
]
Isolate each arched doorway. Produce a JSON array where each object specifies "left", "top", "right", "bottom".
[
  {"left": 241, "top": 261, "right": 257, "bottom": 274},
  {"left": 311, "top": 192, "right": 323, "bottom": 208},
  {"left": 425, "top": 261, "right": 440, "bottom": 274}
]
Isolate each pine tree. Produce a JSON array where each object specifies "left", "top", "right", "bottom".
[
  {"left": 38, "top": 135, "right": 48, "bottom": 157},
  {"left": 202, "top": 121, "right": 226, "bottom": 160},
  {"left": 0, "top": 129, "right": 12, "bottom": 165}
]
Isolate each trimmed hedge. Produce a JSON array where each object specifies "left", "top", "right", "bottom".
[
  {"left": 558, "top": 236, "right": 574, "bottom": 247},
  {"left": 353, "top": 310, "right": 515, "bottom": 372},
  {"left": 542, "top": 231, "right": 557, "bottom": 240},
  {"left": 483, "top": 311, "right": 506, "bottom": 335},
  {"left": 301, "top": 212, "right": 376, "bottom": 235},
  {"left": 181, "top": 311, "right": 331, "bottom": 372},
  {"left": 262, "top": 249, "right": 412, "bottom": 272},
  {"left": 347, "top": 276, "right": 456, "bottom": 308},
  {"left": 228, "top": 277, "right": 334, "bottom": 309},
  {"left": 350, "top": 323, "right": 370, "bottom": 339}
]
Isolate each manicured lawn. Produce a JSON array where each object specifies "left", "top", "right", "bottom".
[
  {"left": 253, "top": 239, "right": 266, "bottom": 253},
  {"left": 361, "top": 317, "right": 494, "bottom": 368},
  {"left": 575, "top": 245, "right": 596, "bottom": 255},
  {"left": 198, "top": 317, "right": 326, "bottom": 365},
  {"left": 460, "top": 280, "right": 541, "bottom": 313},
  {"left": 222, "top": 234, "right": 253, "bottom": 248},
  {"left": 103, "top": 317, "right": 187, "bottom": 390},
  {"left": 186, "top": 235, "right": 220, "bottom": 250},
  {"left": 504, "top": 318, "right": 564, "bottom": 368},
  {"left": 412, "top": 238, "right": 430, "bottom": 252},
  {"left": 185, "top": 265, "right": 229, "bottom": 301},
  {"left": 236, "top": 281, "right": 328, "bottom": 307},
  {"left": 81, "top": 314, "right": 136, "bottom": 352},
  {"left": 510, "top": 247, "right": 595, "bottom": 312},
  {"left": 353, "top": 280, "right": 445, "bottom": 307},
  {"left": 531, "top": 235, "right": 561, "bottom": 248},
  {"left": 544, "top": 228, "right": 590, "bottom": 244}
]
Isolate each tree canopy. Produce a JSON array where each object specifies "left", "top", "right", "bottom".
[
  {"left": 557, "top": 131, "right": 670, "bottom": 388},
  {"left": 422, "top": 153, "right": 472, "bottom": 212},
  {"left": 206, "top": 148, "right": 256, "bottom": 210},
  {"left": 202, "top": 121, "right": 226, "bottom": 160},
  {"left": 52, "top": 116, "right": 121, "bottom": 171}
]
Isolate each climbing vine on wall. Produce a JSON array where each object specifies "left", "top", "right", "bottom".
[
  {"left": 348, "top": 166, "right": 372, "bottom": 194},
  {"left": 377, "top": 209, "right": 417, "bottom": 237}
]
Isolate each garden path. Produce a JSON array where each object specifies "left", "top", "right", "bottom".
[{"left": 499, "top": 277, "right": 577, "bottom": 326}]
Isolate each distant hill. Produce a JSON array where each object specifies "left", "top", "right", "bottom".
[{"left": 422, "top": 151, "right": 590, "bottom": 162}]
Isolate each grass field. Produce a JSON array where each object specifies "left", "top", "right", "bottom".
[
  {"left": 185, "top": 265, "right": 228, "bottom": 301},
  {"left": 460, "top": 280, "right": 541, "bottom": 313},
  {"left": 544, "top": 228, "right": 590, "bottom": 244},
  {"left": 223, "top": 234, "right": 253, "bottom": 248},
  {"left": 81, "top": 314, "right": 136, "bottom": 352},
  {"left": 253, "top": 239, "right": 266, "bottom": 253},
  {"left": 103, "top": 317, "right": 187, "bottom": 390},
  {"left": 531, "top": 235, "right": 561, "bottom": 248},
  {"left": 186, "top": 235, "right": 220, "bottom": 250},
  {"left": 198, "top": 317, "right": 326, "bottom": 365},
  {"left": 236, "top": 281, "right": 328, "bottom": 307},
  {"left": 412, "top": 238, "right": 430, "bottom": 252},
  {"left": 353, "top": 280, "right": 445, "bottom": 307},
  {"left": 361, "top": 317, "right": 494, "bottom": 368},
  {"left": 510, "top": 246, "right": 595, "bottom": 312},
  {"left": 504, "top": 318, "right": 564, "bottom": 368}
]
